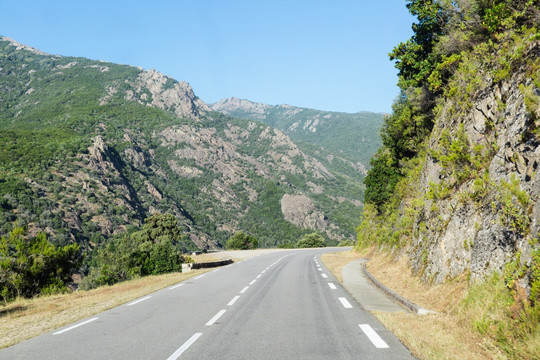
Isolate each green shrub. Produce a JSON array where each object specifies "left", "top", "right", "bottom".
[
  {"left": 80, "top": 213, "right": 194, "bottom": 290},
  {"left": 296, "top": 232, "right": 326, "bottom": 248},
  {"left": 225, "top": 231, "right": 259, "bottom": 250},
  {"left": 0, "top": 226, "right": 81, "bottom": 303}
]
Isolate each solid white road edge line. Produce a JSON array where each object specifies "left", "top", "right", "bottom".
[
  {"left": 206, "top": 310, "right": 226, "bottom": 326},
  {"left": 321, "top": 274, "right": 328, "bottom": 278},
  {"left": 169, "top": 283, "right": 184, "bottom": 290},
  {"left": 127, "top": 296, "right": 152, "bottom": 306},
  {"left": 194, "top": 275, "right": 205, "bottom": 280},
  {"left": 53, "top": 317, "right": 99, "bottom": 335},
  {"left": 339, "top": 297, "right": 353, "bottom": 309},
  {"left": 166, "top": 332, "right": 203, "bottom": 360},
  {"left": 328, "top": 283, "right": 337, "bottom": 290},
  {"left": 240, "top": 286, "right": 249, "bottom": 294},
  {"left": 359, "top": 324, "right": 390, "bottom": 349},
  {"left": 228, "top": 295, "right": 240, "bottom": 306}
]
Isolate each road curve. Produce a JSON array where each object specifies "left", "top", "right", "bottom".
[{"left": 0, "top": 248, "right": 414, "bottom": 360}]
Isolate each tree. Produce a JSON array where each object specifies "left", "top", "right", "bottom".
[
  {"left": 225, "top": 231, "right": 259, "bottom": 250},
  {"left": 296, "top": 233, "right": 326, "bottom": 248},
  {"left": 389, "top": 0, "right": 447, "bottom": 90},
  {"left": 0, "top": 225, "right": 81, "bottom": 303},
  {"left": 80, "top": 213, "right": 195, "bottom": 290}
]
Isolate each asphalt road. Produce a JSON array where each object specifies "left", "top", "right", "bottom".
[{"left": 0, "top": 248, "right": 415, "bottom": 359}]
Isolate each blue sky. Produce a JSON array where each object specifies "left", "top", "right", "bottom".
[{"left": 0, "top": 0, "right": 414, "bottom": 113}]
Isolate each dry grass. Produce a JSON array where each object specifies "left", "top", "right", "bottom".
[
  {"left": 320, "top": 250, "right": 365, "bottom": 282},
  {"left": 0, "top": 269, "right": 210, "bottom": 349},
  {"left": 321, "top": 248, "right": 504, "bottom": 360}
]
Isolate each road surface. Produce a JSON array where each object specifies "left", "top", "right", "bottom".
[{"left": 0, "top": 248, "right": 414, "bottom": 359}]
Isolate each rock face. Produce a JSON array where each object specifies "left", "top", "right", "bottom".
[
  {"left": 281, "top": 194, "right": 330, "bottom": 232},
  {"left": 127, "top": 69, "right": 210, "bottom": 120},
  {"left": 409, "top": 42, "right": 540, "bottom": 283},
  {"left": 0, "top": 36, "right": 365, "bottom": 248},
  {"left": 211, "top": 97, "right": 384, "bottom": 168},
  {"left": 0, "top": 36, "right": 49, "bottom": 56},
  {"left": 212, "top": 97, "right": 270, "bottom": 120}
]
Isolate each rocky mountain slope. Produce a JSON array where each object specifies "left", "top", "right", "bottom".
[
  {"left": 358, "top": 3, "right": 540, "bottom": 287},
  {"left": 211, "top": 97, "right": 384, "bottom": 171},
  {"left": 0, "top": 36, "right": 365, "bottom": 250}
]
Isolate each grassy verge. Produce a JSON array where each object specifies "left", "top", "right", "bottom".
[
  {"left": 320, "top": 251, "right": 365, "bottom": 282},
  {"left": 320, "top": 249, "right": 533, "bottom": 360},
  {"left": 0, "top": 268, "right": 211, "bottom": 349}
]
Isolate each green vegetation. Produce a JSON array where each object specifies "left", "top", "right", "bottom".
[
  {"left": 214, "top": 101, "right": 384, "bottom": 167},
  {"left": 0, "top": 34, "right": 360, "bottom": 260},
  {"left": 225, "top": 231, "right": 259, "bottom": 250},
  {"left": 0, "top": 226, "right": 81, "bottom": 303},
  {"left": 80, "top": 213, "right": 194, "bottom": 290},
  {"left": 460, "top": 255, "right": 540, "bottom": 359},
  {"left": 358, "top": 1, "right": 540, "bottom": 358},
  {"left": 296, "top": 232, "right": 326, "bottom": 248}
]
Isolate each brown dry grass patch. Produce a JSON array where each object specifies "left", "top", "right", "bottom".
[
  {"left": 0, "top": 269, "right": 210, "bottom": 349},
  {"left": 320, "top": 250, "right": 365, "bottom": 282},
  {"left": 322, "top": 248, "right": 503, "bottom": 360}
]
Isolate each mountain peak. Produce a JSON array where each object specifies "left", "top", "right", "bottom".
[
  {"left": 0, "top": 36, "right": 49, "bottom": 56},
  {"left": 132, "top": 68, "right": 210, "bottom": 121}
]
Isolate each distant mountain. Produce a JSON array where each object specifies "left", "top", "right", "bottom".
[
  {"left": 211, "top": 97, "right": 384, "bottom": 169},
  {"left": 0, "top": 36, "right": 366, "bottom": 251}
]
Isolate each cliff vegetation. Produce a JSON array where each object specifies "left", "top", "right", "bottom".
[{"left": 358, "top": 0, "right": 540, "bottom": 357}]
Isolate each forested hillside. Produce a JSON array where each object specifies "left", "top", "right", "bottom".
[
  {"left": 358, "top": 0, "right": 539, "bottom": 357},
  {"left": 211, "top": 97, "right": 384, "bottom": 173},
  {"left": 0, "top": 36, "right": 366, "bottom": 256}
]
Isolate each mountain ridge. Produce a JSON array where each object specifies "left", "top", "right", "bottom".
[
  {"left": 211, "top": 96, "right": 384, "bottom": 168},
  {"left": 0, "top": 36, "right": 368, "bottom": 252}
]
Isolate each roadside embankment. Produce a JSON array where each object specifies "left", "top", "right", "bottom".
[{"left": 320, "top": 249, "right": 505, "bottom": 360}]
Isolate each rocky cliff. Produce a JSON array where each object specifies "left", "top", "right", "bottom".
[
  {"left": 0, "top": 36, "right": 364, "bottom": 249},
  {"left": 211, "top": 97, "right": 384, "bottom": 169},
  {"left": 411, "top": 43, "right": 540, "bottom": 283},
  {"left": 358, "top": 25, "right": 540, "bottom": 289}
]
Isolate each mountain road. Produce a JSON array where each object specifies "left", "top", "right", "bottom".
[{"left": 0, "top": 248, "right": 414, "bottom": 359}]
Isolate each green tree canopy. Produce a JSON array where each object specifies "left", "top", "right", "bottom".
[
  {"left": 0, "top": 226, "right": 81, "bottom": 303},
  {"left": 80, "top": 213, "right": 195, "bottom": 290},
  {"left": 296, "top": 233, "right": 326, "bottom": 248},
  {"left": 225, "top": 231, "right": 259, "bottom": 250}
]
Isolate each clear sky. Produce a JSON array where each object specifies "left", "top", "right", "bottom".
[{"left": 0, "top": 0, "right": 415, "bottom": 113}]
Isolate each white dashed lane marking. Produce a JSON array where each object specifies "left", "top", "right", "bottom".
[
  {"left": 166, "top": 333, "right": 203, "bottom": 360},
  {"left": 338, "top": 297, "right": 353, "bottom": 309},
  {"left": 53, "top": 318, "right": 99, "bottom": 335},
  {"left": 227, "top": 296, "right": 240, "bottom": 306},
  {"left": 328, "top": 283, "right": 337, "bottom": 290},
  {"left": 168, "top": 283, "right": 184, "bottom": 290},
  {"left": 359, "top": 324, "right": 390, "bottom": 349},
  {"left": 127, "top": 296, "right": 151, "bottom": 306},
  {"left": 206, "top": 310, "right": 226, "bottom": 326}
]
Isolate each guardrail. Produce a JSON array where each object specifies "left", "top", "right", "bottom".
[
  {"left": 182, "top": 259, "right": 233, "bottom": 272},
  {"left": 361, "top": 262, "right": 435, "bottom": 315}
]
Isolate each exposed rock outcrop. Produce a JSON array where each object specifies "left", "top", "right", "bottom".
[
  {"left": 127, "top": 69, "right": 210, "bottom": 120},
  {"left": 409, "top": 44, "right": 540, "bottom": 283},
  {"left": 281, "top": 194, "right": 330, "bottom": 232}
]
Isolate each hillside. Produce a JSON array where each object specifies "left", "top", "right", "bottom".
[
  {"left": 0, "top": 36, "right": 365, "bottom": 252},
  {"left": 357, "top": 0, "right": 539, "bottom": 357},
  {"left": 211, "top": 97, "right": 384, "bottom": 171}
]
